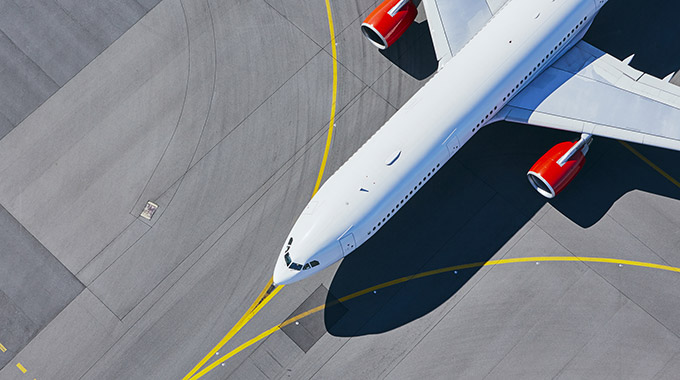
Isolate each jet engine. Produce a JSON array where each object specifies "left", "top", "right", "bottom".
[
  {"left": 527, "top": 134, "right": 592, "bottom": 198},
  {"left": 361, "top": 0, "right": 417, "bottom": 50}
]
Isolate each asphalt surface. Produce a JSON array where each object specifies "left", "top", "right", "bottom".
[{"left": 0, "top": 0, "right": 679, "bottom": 379}]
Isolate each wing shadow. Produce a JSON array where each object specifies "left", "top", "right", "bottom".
[{"left": 323, "top": 1, "right": 680, "bottom": 337}]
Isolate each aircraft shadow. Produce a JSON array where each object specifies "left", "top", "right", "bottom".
[
  {"left": 323, "top": 0, "right": 680, "bottom": 337},
  {"left": 324, "top": 121, "right": 680, "bottom": 337}
]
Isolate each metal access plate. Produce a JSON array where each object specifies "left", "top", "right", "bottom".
[
  {"left": 140, "top": 201, "right": 158, "bottom": 220},
  {"left": 280, "top": 285, "right": 348, "bottom": 352}
]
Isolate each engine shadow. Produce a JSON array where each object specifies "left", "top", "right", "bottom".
[
  {"left": 323, "top": 0, "right": 680, "bottom": 337},
  {"left": 379, "top": 20, "right": 438, "bottom": 80}
]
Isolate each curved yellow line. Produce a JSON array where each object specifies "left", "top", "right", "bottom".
[
  {"left": 186, "top": 4, "right": 338, "bottom": 379},
  {"left": 312, "top": 0, "right": 339, "bottom": 197},
  {"left": 182, "top": 280, "right": 281, "bottom": 380},
  {"left": 189, "top": 255, "right": 680, "bottom": 379}
]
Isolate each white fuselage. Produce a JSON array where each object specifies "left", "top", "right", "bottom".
[{"left": 273, "top": 0, "right": 605, "bottom": 285}]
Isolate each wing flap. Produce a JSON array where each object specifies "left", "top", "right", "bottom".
[{"left": 503, "top": 41, "right": 680, "bottom": 151}]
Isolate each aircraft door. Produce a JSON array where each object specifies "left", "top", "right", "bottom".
[{"left": 339, "top": 233, "right": 356, "bottom": 256}]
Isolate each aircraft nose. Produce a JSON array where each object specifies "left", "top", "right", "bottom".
[{"left": 272, "top": 257, "right": 297, "bottom": 285}]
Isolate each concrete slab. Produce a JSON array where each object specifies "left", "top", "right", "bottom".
[
  {"left": 0, "top": 290, "right": 121, "bottom": 380},
  {"left": 76, "top": 136, "right": 333, "bottom": 379},
  {"left": 0, "top": 30, "right": 58, "bottom": 131},
  {"left": 0, "top": 290, "right": 37, "bottom": 370},
  {"left": 280, "top": 285, "right": 346, "bottom": 353},
  {"left": 0, "top": 0, "right": 160, "bottom": 138},
  {"left": 0, "top": 0, "right": 157, "bottom": 86},
  {"left": 264, "top": 0, "right": 375, "bottom": 47},
  {"left": 0, "top": 204, "right": 83, "bottom": 369},
  {"left": 88, "top": 47, "right": 365, "bottom": 319},
  {"left": 187, "top": 0, "right": 325, "bottom": 167},
  {"left": 0, "top": 112, "right": 12, "bottom": 141},
  {"left": 483, "top": 270, "right": 626, "bottom": 379},
  {"left": 653, "top": 351, "right": 680, "bottom": 380},
  {"left": 384, "top": 260, "right": 590, "bottom": 379},
  {"left": 554, "top": 301, "right": 680, "bottom": 379},
  {"left": 0, "top": 205, "right": 83, "bottom": 329},
  {"left": 127, "top": 0, "right": 217, "bottom": 215},
  {"left": 1, "top": 1, "right": 680, "bottom": 379},
  {"left": 0, "top": 0, "right": 189, "bottom": 276}
]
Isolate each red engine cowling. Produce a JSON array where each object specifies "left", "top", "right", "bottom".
[
  {"left": 527, "top": 141, "right": 586, "bottom": 198},
  {"left": 361, "top": 0, "right": 417, "bottom": 50}
]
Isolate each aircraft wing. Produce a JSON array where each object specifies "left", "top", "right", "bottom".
[
  {"left": 422, "top": 0, "right": 511, "bottom": 66},
  {"left": 500, "top": 40, "right": 680, "bottom": 151}
]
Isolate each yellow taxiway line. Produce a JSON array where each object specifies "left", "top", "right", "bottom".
[
  {"left": 184, "top": 1, "right": 339, "bottom": 378},
  {"left": 312, "top": 0, "right": 339, "bottom": 197},
  {"left": 187, "top": 256, "right": 680, "bottom": 379},
  {"left": 185, "top": 1, "right": 680, "bottom": 377}
]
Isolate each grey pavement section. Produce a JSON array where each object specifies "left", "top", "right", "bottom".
[
  {"left": 280, "top": 285, "right": 347, "bottom": 353},
  {"left": 0, "top": 0, "right": 680, "bottom": 380},
  {"left": 0, "top": 0, "right": 161, "bottom": 140},
  {"left": 0, "top": 205, "right": 83, "bottom": 370}
]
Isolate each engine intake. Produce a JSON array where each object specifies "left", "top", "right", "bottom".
[
  {"left": 361, "top": 0, "right": 417, "bottom": 50},
  {"left": 527, "top": 137, "right": 591, "bottom": 198}
]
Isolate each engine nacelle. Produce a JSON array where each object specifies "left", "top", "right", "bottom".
[
  {"left": 527, "top": 141, "right": 587, "bottom": 198},
  {"left": 361, "top": 0, "right": 417, "bottom": 50}
]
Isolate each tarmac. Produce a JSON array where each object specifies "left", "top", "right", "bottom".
[{"left": 0, "top": 0, "right": 679, "bottom": 379}]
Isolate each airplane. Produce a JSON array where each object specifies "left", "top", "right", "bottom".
[{"left": 273, "top": 0, "right": 680, "bottom": 285}]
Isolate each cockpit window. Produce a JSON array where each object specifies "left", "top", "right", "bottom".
[
  {"left": 310, "top": 260, "right": 320, "bottom": 267},
  {"left": 284, "top": 252, "right": 303, "bottom": 271},
  {"left": 303, "top": 263, "right": 311, "bottom": 270},
  {"left": 289, "top": 262, "right": 302, "bottom": 271}
]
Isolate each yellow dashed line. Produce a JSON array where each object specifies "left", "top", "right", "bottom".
[
  {"left": 619, "top": 141, "right": 680, "bottom": 189},
  {"left": 186, "top": 255, "right": 680, "bottom": 378},
  {"left": 0, "top": 342, "right": 6, "bottom": 353},
  {"left": 16, "top": 363, "right": 27, "bottom": 373}
]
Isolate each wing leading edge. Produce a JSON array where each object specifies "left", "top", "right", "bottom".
[{"left": 500, "top": 40, "right": 680, "bottom": 151}]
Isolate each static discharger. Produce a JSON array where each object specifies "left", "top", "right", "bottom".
[{"left": 140, "top": 201, "right": 158, "bottom": 220}]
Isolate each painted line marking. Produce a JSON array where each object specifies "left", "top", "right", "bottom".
[
  {"left": 0, "top": 342, "right": 6, "bottom": 352},
  {"left": 312, "top": 0, "right": 339, "bottom": 197},
  {"left": 186, "top": 3, "right": 339, "bottom": 379},
  {"left": 186, "top": 255, "right": 680, "bottom": 379},
  {"left": 619, "top": 141, "right": 680, "bottom": 189},
  {"left": 16, "top": 363, "right": 27, "bottom": 373},
  {"left": 182, "top": 279, "right": 282, "bottom": 380}
]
